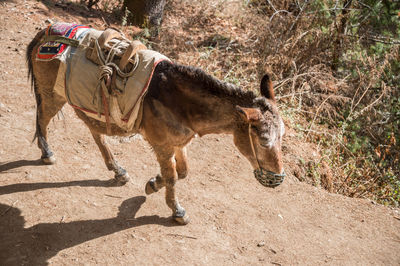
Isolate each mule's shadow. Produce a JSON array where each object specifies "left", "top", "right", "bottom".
[
  {"left": 0, "top": 159, "right": 43, "bottom": 173},
  {"left": 0, "top": 159, "right": 122, "bottom": 195},
  {"left": 0, "top": 179, "right": 121, "bottom": 195},
  {"left": 0, "top": 196, "right": 177, "bottom": 265}
]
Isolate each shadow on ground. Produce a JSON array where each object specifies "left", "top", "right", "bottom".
[
  {"left": 37, "top": 0, "right": 117, "bottom": 25},
  {"left": 0, "top": 196, "right": 178, "bottom": 265},
  {"left": 0, "top": 159, "right": 124, "bottom": 195}
]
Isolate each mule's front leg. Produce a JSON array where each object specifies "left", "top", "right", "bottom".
[
  {"left": 145, "top": 174, "right": 164, "bottom": 194},
  {"left": 154, "top": 146, "right": 189, "bottom": 225},
  {"left": 175, "top": 147, "right": 188, "bottom": 179},
  {"left": 145, "top": 146, "right": 188, "bottom": 194},
  {"left": 89, "top": 130, "right": 130, "bottom": 184}
]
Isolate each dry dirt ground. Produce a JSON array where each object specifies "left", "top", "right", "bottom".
[{"left": 1, "top": 1, "right": 400, "bottom": 265}]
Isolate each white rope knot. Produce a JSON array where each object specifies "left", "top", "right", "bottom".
[{"left": 99, "top": 64, "right": 113, "bottom": 80}]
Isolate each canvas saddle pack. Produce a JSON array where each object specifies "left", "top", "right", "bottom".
[{"left": 42, "top": 23, "right": 169, "bottom": 133}]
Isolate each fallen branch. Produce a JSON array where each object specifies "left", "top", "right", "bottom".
[
  {"left": 167, "top": 233, "right": 198, "bottom": 240},
  {"left": 345, "top": 34, "right": 400, "bottom": 45},
  {"left": 105, "top": 194, "right": 123, "bottom": 199}
]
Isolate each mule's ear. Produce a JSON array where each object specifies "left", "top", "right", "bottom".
[
  {"left": 236, "top": 106, "right": 262, "bottom": 123},
  {"left": 260, "top": 74, "right": 275, "bottom": 102}
]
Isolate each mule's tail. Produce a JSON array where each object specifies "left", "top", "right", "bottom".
[
  {"left": 26, "top": 29, "right": 45, "bottom": 91},
  {"left": 26, "top": 29, "right": 46, "bottom": 143}
]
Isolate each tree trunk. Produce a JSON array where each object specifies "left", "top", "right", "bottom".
[
  {"left": 123, "top": 0, "right": 166, "bottom": 29},
  {"left": 332, "top": 0, "right": 352, "bottom": 71}
]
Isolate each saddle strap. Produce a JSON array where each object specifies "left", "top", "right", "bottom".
[
  {"left": 119, "top": 40, "right": 147, "bottom": 70},
  {"left": 101, "top": 89, "right": 112, "bottom": 135},
  {"left": 43, "top": 35, "right": 80, "bottom": 47}
]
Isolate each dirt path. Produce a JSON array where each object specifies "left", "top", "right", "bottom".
[{"left": 1, "top": 1, "right": 399, "bottom": 265}]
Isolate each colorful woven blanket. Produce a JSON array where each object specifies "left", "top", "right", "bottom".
[{"left": 37, "top": 23, "right": 89, "bottom": 60}]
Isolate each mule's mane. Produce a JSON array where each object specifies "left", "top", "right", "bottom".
[{"left": 170, "top": 63, "right": 271, "bottom": 109}]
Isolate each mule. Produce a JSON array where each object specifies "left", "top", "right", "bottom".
[{"left": 26, "top": 28, "right": 285, "bottom": 224}]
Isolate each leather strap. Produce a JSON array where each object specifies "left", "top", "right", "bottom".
[
  {"left": 97, "top": 28, "right": 122, "bottom": 49},
  {"left": 43, "top": 35, "right": 80, "bottom": 47},
  {"left": 118, "top": 40, "right": 147, "bottom": 70}
]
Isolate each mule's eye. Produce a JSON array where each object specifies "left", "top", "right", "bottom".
[
  {"left": 260, "top": 143, "right": 269, "bottom": 148},
  {"left": 259, "top": 138, "right": 270, "bottom": 148}
]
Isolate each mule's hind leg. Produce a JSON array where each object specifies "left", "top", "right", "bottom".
[
  {"left": 89, "top": 129, "right": 130, "bottom": 184},
  {"left": 31, "top": 56, "right": 66, "bottom": 164},
  {"left": 36, "top": 93, "right": 66, "bottom": 164}
]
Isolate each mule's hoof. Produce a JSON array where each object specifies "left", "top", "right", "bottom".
[
  {"left": 145, "top": 177, "right": 158, "bottom": 195},
  {"left": 174, "top": 214, "right": 190, "bottom": 225},
  {"left": 42, "top": 156, "right": 56, "bottom": 165},
  {"left": 115, "top": 172, "right": 130, "bottom": 185},
  {"left": 178, "top": 171, "right": 188, "bottom": 180}
]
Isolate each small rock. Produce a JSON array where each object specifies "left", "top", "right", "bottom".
[
  {"left": 176, "top": 239, "right": 185, "bottom": 244},
  {"left": 142, "top": 165, "right": 147, "bottom": 170},
  {"left": 25, "top": 171, "right": 32, "bottom": 179},
  {"left": 257, "top": 241, "right": 265, "bottom": 247},
  {"left": 119, "top": 136, "right": 133, "bottom": 143}
]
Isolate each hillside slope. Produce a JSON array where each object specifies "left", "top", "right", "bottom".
[{"left": 0, "top": 1, "right": 399, "bottom": 265}]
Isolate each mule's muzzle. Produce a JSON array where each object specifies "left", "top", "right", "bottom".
[{"left": 254, "top": 168, "right": 285, "bottom": 188}]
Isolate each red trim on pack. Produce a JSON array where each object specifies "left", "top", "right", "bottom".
[{"left": 123, "top": 59, "right": 169, "bottom": 120}]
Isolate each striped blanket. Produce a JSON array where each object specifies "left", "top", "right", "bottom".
[{"left": 37, "top": 23, "right": 89, "bottom": 60}]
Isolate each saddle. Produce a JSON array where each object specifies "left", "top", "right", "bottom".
[
  {"left": 85, "top": 28, "right": 147, "bottom": 71},
  {"left": 42, "top": 24, "right": 168, "bottom": 134},
  {"left": 84, "top": 28, "right": 147, "bottom": 134}
]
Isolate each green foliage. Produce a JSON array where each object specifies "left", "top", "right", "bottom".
[
  {"left": 250, "top": 0, "right": 399, "bottom": 205},
  {"left": 320, "top": 0, "right": 399, "bottom": 206}
]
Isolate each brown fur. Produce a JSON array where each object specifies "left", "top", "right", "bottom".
[{"left": 26, "top": 29, "right": 285, "bottom": 224}]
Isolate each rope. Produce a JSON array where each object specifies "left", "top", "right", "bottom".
[
  {"left": 92, "top": 37, "right": 140, "bottom": 133},
  {"left": 248, "top": 124, "right": 261, "bottom": 169},
  {"left": 95, "top": 39, "right": 139, "bottom": 79}
]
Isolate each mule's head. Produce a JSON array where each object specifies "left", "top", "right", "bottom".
[{"left": 233, "top": 74, "right": 285, "bottom": 188}]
